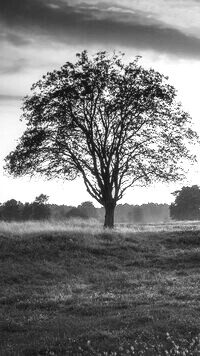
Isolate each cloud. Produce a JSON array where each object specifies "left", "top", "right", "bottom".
[
  {"left": 47, "top": 3, "right": 61, "bottom": 10},
  {"left": 0, "top": 0, "right": 200, "bottom": 59},
  {"left": 0, "top": 56, "right": 27, "bottom": 75},
  {"left": 5, "top": 32, "right": 31, "bottom": 47},
  {"left": 0, "top": 28, "right": 30, "bottom": 48}
]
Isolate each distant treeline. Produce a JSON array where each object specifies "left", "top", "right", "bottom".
[
  {"left": 97, "top": 203, "right": 170, "bottom": 224},
  {"left": 0, "top": 196, "right": 170, "bottom": 223},
  {"left": 0, "top": 195, "right": 50, "bottom": 221},
  {"left": 2, "top": 185, "right": 200, "bottom": 223}
]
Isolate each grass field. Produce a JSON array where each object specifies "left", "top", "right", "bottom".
[{"left": 1, "top": 219, "right": 200, "bottom": 355}]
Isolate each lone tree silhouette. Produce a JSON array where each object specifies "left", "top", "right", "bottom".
[{"left": 5, "top": 51, "right": 198, "bottom": 228}]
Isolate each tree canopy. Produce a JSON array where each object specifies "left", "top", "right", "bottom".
[
  {"left": 170, "top": 185, "right": 200, "bottom": 220},
  {"left": 34, "top": 194, "right": 49, "bottom": 205},
  {"left": 5, "top": 51, "right": 198, "bottom": 227}
]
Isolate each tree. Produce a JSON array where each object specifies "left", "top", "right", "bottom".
[
  {"left": 78, "top": 201, "right": 97, "bottom": 219},
  {"left": 22, "top": 202, "right": 34, "bottom": 220},
  {"left": 1, "top": 199, "right": 22, "bottom": 221},
  {"left": 34, "top": 194, "right": 49, "bottom": 205},
  {"left": 4, "top": 51, "right": 198, "bottom": 228},
  {"left": 170, "top": 185, "right": 200, "bottom": 220},
  {"left": 32, "top": 194, "right": 50, "bottom": 220}
]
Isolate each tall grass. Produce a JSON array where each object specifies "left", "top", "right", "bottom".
[
  {"left": 0, "top": 218, "right": 102, "bottom": 237},
  {"left": 0, "top": 218, "right": 200, "bottom": 238}
]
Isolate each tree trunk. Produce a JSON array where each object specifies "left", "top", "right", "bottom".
[{"left": 104, "top": 203, "right": 115, "bottom": 228}]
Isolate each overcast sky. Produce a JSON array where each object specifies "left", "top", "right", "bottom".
[{"left": 1, "top": 0, "right": 200, "bottom": 206}]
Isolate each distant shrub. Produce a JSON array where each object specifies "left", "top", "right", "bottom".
[
  {"left": 65, "top": 207, "right": 89, "bottom": 219},
  {"left": 78, "top": 201, "right": 98, "bottom": 219}
]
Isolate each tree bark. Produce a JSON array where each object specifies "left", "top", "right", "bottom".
[{"left": 104, "top": 203, "right": 115, "bottom": 228}]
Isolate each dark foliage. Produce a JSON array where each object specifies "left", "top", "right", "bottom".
[
  {"left": 0, "top": 195, "right": 50, "bottom": 221},
  {"left": 21, "top": 202, "right": 34, "bottom": 220},
  {"left": 0, "top": 199, "right": 22, "bottom": 221},
  {"left": 170, "top": 185, "right": 200, "bottom": 220},
  {"left": 0, "top": 197, "right": 170, "bottom": 223},
  {"left": 65, "top": 207, "right": 89, "bottom": 219},
  {"left": 78, "top": 201, "right": 98, "bottom": 219},
  {"left": 31, "top": 194, "right": 50, "bottom": 220}
]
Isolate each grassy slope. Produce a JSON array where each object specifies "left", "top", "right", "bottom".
[{"left": 1, "top": 222, "right": 200, "bottom": 355}]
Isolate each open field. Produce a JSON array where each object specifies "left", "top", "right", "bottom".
[
  {"left": 1, "top": 220, "right": 200, "bottom": 355},
  {"left": 1, "top": 218, "right": 200, "bottom": 235}
]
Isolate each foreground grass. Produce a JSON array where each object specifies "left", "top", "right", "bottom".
[{"left": 1, "top": 221, "right": 200, "bottom": 355}]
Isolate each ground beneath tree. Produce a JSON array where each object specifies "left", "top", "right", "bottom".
[{"left": 1, "top": 224, "right": 200, "bottom": 355}]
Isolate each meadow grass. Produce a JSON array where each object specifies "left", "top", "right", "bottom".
[
  {"left": 1, "top": 218, "right": 200, "bottom": 237},
  {"left": 1, "top": 219, "right": 200, "bottom": 355}
]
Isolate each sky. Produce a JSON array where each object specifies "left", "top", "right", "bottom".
[{"left": 0, "top": 0, "right": 200, "bottom": 207}]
